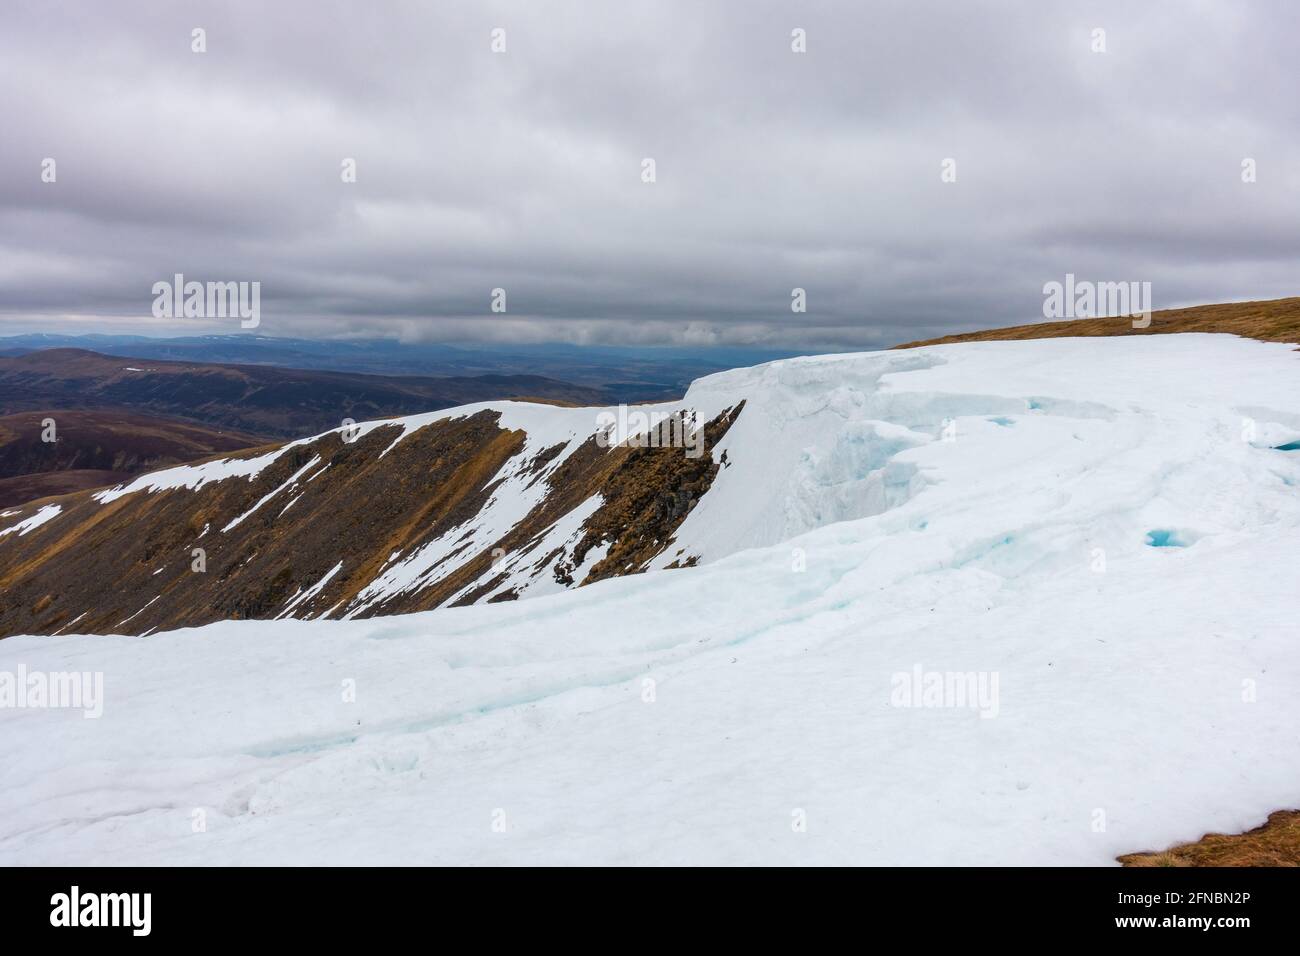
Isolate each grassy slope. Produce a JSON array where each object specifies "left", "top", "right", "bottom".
[
  {"left": 894, "top": 296, "right": 1300, "bottom": 349},
  {"left": 0, "top": 409, "right": 267, "bottom": 508}
]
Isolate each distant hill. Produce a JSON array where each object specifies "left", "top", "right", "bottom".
[
  {"left": 0, "top": 410, "right": 266, "bottom": 508},
  {"left": 0, "top": 348, "right": 615, "bottom": 438},
  {"left": 0, "top": 333, "right": 792, "bottom": 399}
]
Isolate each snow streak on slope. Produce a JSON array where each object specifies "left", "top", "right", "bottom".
[
  {"left": 0, "top": 504, "right": 61, "bottom": 537},
  {"left": 0, "top": 334, "right": 1297, "bottom": 865}
]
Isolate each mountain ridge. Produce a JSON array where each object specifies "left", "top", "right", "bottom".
[{"left": 0, "top": 397, "right": 743, "bottom": 637}]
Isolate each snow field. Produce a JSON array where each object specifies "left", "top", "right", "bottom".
[{"left": 1, "top": 333, "right": 1297, "bottom": 864}]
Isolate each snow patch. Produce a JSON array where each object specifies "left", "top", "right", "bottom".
[{"left": 0, "top": 504, "right": 63, "bottom": 539}]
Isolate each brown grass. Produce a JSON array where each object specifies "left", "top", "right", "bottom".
[
  {"left": 894, "top": 296, "right": 1300, "bottom": 349},
  {"left": 1118, "top": 810, "right": 1300, "bottom": 867}
]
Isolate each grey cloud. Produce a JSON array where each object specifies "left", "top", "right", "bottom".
[{"left": 0, "top": 0, "right": 1296, "bottom": 348}]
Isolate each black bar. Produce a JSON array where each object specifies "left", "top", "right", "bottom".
[{"left": 0, "top": 866, "right": 1290, "bottom": 942}]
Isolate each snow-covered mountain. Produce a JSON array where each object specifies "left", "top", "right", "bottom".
[{"left": 1, "top": 333, "right": 1297, "bottom": 864}]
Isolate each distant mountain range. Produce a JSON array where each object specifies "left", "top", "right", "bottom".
[
  {"left": 0, "top": 348, "right": 614, "bottom": 438},
  {"left": 0, "top": 333, "right": 804, "bottom": 400},
  {"left": 0, "top": 346, "right": 627, "bottom": 507}
]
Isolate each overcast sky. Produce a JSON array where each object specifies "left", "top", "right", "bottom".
[{"left": 1, "top": 0, "right": 1297, "bottom": 349}]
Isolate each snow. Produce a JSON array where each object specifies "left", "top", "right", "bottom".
[
  {"left": 0, "top": 333, "right": 1297, "bottom": 865},
  {"left": 0, "top": 504, "right": 63, "bottom": 539},
  {"left": 92, "top": 447, "right": 292, "bottom": 504},
  {"left": 115, "top": 596, "right": 160, "bottom": 629},
  {"left": 91, "top": 421, "right": 384, "bottom": 505},
  {"left": 51, "top": 613, "right": 87, "bottom": 637},
  {"left": 481, "top": 493, "right": 607, "bottom": 601},
  {"left": 278, "top": 563, "right": 343, "bottom": 620},
  {"left": 220, "top": 457, "right": 320, "bottom": 533}
]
